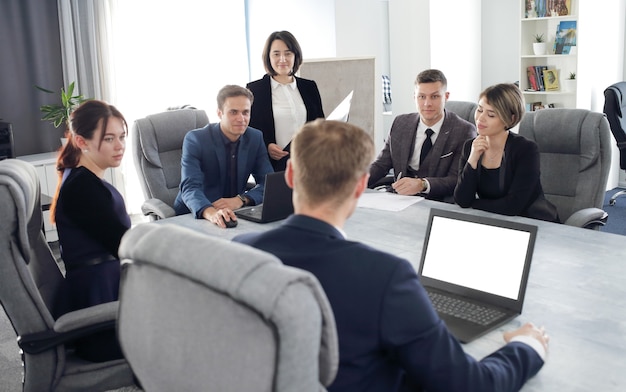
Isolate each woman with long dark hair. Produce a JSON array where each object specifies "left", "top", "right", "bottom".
[{"left": 52, "top": 99, "right": 130, "bottom": 362}]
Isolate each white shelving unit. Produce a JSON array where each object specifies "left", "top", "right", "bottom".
[{"left": 519, "top": 0, "right": 579, "bottom": 109}]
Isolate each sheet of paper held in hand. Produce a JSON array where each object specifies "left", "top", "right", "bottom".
[{"left": 357, "top": 192, "right": 424, "bottom": 212}]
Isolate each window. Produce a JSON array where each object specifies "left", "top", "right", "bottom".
[{"left": 111, "top": 0, "right": 249, "bottom": 213}]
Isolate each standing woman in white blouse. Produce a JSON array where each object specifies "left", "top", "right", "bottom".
[{"left": 247, "top": 31, "right": 325, "bottom": 171}]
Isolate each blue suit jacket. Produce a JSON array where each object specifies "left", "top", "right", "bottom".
[
  {"left": 234, "top": 215, "right": 544, "bottom": 392},
  {"left": 173, "top": 123, "right": 273, "bottom": 218}
]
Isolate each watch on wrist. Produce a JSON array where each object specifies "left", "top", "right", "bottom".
[{"left": 237, "top": 194, "right": 247, "bottom": 207}]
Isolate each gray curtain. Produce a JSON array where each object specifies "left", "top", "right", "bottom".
[
  {"left": 0, "top": 0, "right": 65, "bottom": 155},
  {"left": 57, "top": 0, "right": 116, "bottom": 102}
]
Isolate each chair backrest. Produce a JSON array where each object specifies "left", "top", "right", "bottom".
[
  {"left": 0, "top": 158, "right": 68, "bottom": 390},
  {"left": 603, "top": 82, "right": 626, "bottom": 169},
  {"left": 132, "top": 109, "right": 209, "bottom": 208},
  {"left": 118, "top": 223, "right": 338, "bottom": 392},
  {"left": 445, "top": 100, "right": 478, "bottom": 125},
  {"left": 518, "top": 108, "right": 611, "bottom": 222}
]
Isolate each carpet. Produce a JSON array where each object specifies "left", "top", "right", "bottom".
[{"left": 600, "top": 188, "right": 626, "bottom": 236}]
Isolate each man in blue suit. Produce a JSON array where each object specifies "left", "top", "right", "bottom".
[
  {"left": 174, "top": 85, "right": 273, "bottom": 228},
  {"left": 234, "top": 119, "right": 549, "bottom": 391}
]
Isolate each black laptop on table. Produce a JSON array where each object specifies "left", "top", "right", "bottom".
[
  {"left": 235, "top": 171, "right": 293, "bottom": 223},
  {"left": 417, "top": 208, "right": 538, "bottom": 343}
]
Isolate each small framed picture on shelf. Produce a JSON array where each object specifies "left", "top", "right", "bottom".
[
  {"left": 532, "top": 102, "right": 544, "bottom": 111},
  {"left": 542, "top": 69, "right": 559, "bottom": 91}
]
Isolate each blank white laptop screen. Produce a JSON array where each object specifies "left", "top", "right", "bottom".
[{"left": 420, "top": 215, "right": 531, "bottom": 300}]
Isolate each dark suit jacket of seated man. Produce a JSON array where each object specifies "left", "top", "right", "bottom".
[
  {"left": 368, "top": 109, "right": 476, "bottom": 202},
  {"left": 173, "top": 122, "right": 273, "bottom": 219},
  {"left": 234, "top": 119, "right": 547, "bottom": 392}
]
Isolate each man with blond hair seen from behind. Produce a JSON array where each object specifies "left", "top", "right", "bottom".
[{"left": 234, "top": 119, "right": 548, "bottom": 391}]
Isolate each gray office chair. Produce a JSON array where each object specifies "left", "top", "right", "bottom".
[
  {"left": 132, "top": 108, "right": 209, "bottom": 220},
  {"left": 445, "top": 100, "right": 478, "bottom": 125},
  {"left": 518, "top": 108, "right": 611, "bottom": 229},
  {"left": 603, "top": 82, "right": 626, "bottom": 205},
  {"left": 0, "top": 159, "right": 134, "bottom": 391},
  {"left": 117, "top": 223, "right": 339, "bottom": 392}
]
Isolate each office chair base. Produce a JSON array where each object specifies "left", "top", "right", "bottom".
[{"left": 609, "top": 189, "right": 626, "bottom": 206}]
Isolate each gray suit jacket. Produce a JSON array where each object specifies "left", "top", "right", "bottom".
[{"left": 369, "top": 110, "right": 476, "bottom": 202}]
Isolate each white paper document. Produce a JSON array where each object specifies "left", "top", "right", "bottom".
[{"left": 357, "top": 192, "right": 424, "bottom": 212}]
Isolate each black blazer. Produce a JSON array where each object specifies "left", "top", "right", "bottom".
[
  {"left": 247, "top": 74, "right": 324, "bottom": 171},
  {"left": 454, "top": 131, "right": 558, "bottom": 222}
]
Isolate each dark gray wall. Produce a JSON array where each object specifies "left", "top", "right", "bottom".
[{"left": 0, "top": 0, "right": 65, "bottom": 156}]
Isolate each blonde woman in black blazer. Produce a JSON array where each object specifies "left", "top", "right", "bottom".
[{"left": 247, "top": 31, "right": 324, "bottom": 171}]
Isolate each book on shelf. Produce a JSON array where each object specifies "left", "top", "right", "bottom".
[
  {"left": 527, "top": 66, "right": 540, "bottom": 91},
  {"left": 526, "top": 0, "right": 571, "bottom": 18},
  {"left": 554, "top": 20, "right": 577, "bottom": 54},
  {"left": 543, "top": 69, "right": 559, "bottom": 91},
  {"left": 535, "top": 65, "right": 548, "bottom": 91},
  {"left": 549, "top": 0, "right": 571, "bottom": 16}
]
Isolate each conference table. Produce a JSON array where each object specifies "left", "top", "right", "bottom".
[{"left": 155, "top": 197, "right": 626, "bottom": 391}]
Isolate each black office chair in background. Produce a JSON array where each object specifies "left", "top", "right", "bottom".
[
  {"left": 603, "top": 82, "right": 626, "bottom": 206},
  {"left": 0, "top": 121, "right": 15, "bottom": 160}
]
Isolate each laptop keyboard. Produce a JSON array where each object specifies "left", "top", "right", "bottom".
[{"left": 428, "top": 292, "right": 505, "bottom": 326}]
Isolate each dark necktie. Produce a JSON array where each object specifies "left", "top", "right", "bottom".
[{"left": 420, "top": 128, "right": 434, "bottom": 165}]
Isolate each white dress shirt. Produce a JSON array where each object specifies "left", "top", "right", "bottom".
[
  {"left": 270, "top": 77, "right": 306, "bottom": 148},
  {"left": 408, "top": 117, "right": 444, "bottom": 171}
]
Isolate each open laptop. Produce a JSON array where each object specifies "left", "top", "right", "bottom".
[
  {"left": 235, "top": 171, "right": 293, "bottom": 223},
  {"left": 417, "top": 208, "right": 537, "bottom": 343}
]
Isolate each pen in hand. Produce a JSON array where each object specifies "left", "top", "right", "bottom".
[{"left": 393, "top": 171, "right": 402, "bottom": 193}]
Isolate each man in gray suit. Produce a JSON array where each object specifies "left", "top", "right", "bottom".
[{"left": 369, "top": 69, "right": 476, "bottom": 202}]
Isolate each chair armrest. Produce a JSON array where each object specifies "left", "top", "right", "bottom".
[
  {"left": 141, "top": 198, "right": 176, "bottom": 220},
  {"left": 17, "top": 302, "right": 119, "bottom": 354},
  {"left": 564, "top": 208, "right": 608, "bottom": 230}
]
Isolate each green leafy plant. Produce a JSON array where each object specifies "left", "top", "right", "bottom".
[
  {"left": 534, "top": 33, "right": 545, "bottom": 43},
  {"left": 568, "top": 72, "right": 576, "bottom": 80},
  {"left": 35, "top": 82, "right": 89, "bottom": 129}
]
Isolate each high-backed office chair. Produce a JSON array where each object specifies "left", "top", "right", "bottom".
[
  {"left": 132, "top": 108, "right": 209, "bottom": 220},
  {"left": 445, "top": 100, "right": 478, "bottom": 125},
  {"left": 117, "top": 223, "right": 338, "bottom": 392},
  {"left": 518, "top": 108, "right": 611, "bottom": 229},
  {"left": 603, "top": 82, "right": 626, "bottom": 205},
  {"left": 0, "top": 159, "right": 134, "bottom": 391}
]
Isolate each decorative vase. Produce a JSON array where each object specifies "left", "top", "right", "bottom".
[
  {"left": 562, "top": 79, "right": 576, "bottom": 93},
  {"left": 533, "top": 42, "right": 547, "bottom": 55}
]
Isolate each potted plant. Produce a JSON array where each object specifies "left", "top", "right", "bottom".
[
  {"left": 35, "top": 82, "right": 89, "bottom": 144},
  {"left": 532, "top": 34, "right": 547, "bottom": 55},
  {"left": 563, "top": 71, "right": 576, "bottom": 92}
]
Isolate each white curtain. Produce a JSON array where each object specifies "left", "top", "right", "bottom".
[{"left": 57, "top": 0, "right": 249, "bottom": 215}]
